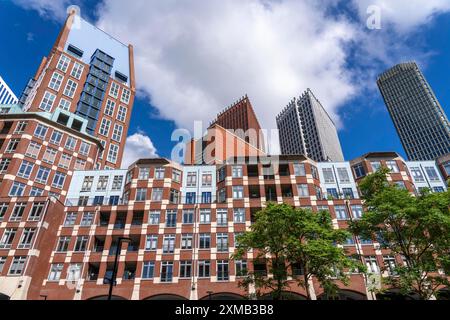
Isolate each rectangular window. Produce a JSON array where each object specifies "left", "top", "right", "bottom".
[
  {"left": 80, "top": 212, "right": 95, "bottom": 226},
  {"left": 217, "top": 209, "right": 228, "bottom": 226},
  {"left": 186, "top": 172, "right": 197, "bottom": 187},
  {"left": 42, "top": 148, "right": 57, "bottom": 164},
  {"left": 201, "top": 192, "right": 212, "bottom": 204},
  {"left": 35, "top": 166, "right": 51, "bottom": 184},
  {"left": 297, "top": 184, "right": 309, "bottom": 197},
  {"left": 172, "top": 169, "right": 181, "bottom": 182},
  {"left": 160, "top": 261, "right": 173, "bottom": 282},
  {"left": 109, "top": 82, "right": 120, "bottom": 98},
  {"left": 334, "top": 205, "right": 348, "bottom": 220},
  {"left": 65, "top": 136, "right": 77, "bottom": 151},
  {"left": 112, "top": 175, "right": 124, "bottom": 190},
  {"left": 151, "top": 188, "right": 163, "bottom": 201},
  {"left": 34, "top": 124, "right": 48, "bottom": 140},
  {"left": 371, "top": 161, "right": 381, "bottom": 172},
  {"left": 410, "top": 167, "right": 425, "bottom": 182},
  {"left": 56, "top": 236, "right": 71, "bottom": 252},
  {"left": 198, "top": 260, "right": 210, "bottom": 278},
  {"left": 165, "top": 210, "right": 177, "bottom": 228},
  {"left": 327, "top": 188, "right": 339, "bottom": 199},
  {"left": 29, "top": 187, "right": 44, "bottom": 197},
  {"left": 181, "top": 234, "right": 193, "bottom": 249},
  {"left": 29, "top": 202, "right": 45, "bottom": 221},
  {"left": 58, "top": 98, "right": 71, "bottom": 111},
  {"left": 105, "top": 100, "right": 116, "bottom": 116},
  {"left": 71, "top": 62, "right": 84, "bottom": 79},
  {"left": 74, "top": 236, "right": 88, "bottom": 252},
  {"left": 364, "top": 256, "right": 379, "bottom": 273},
  {"left": 136, "top": 188, "right": 147, "bottom": 201},
  {"left": 67, "top": 263, "right": 82, "bottom": 281},
  {"left": 138, "top": 167, "right": 150, "bottom": 180},
  {"left": 383, "top": 256, "right": 397, "bottom": 275},
  {"left": 145, "top": 235, "right": 158, "bottom": 251},
  {"left": 48, "top": 264, "right": 64, "bottom": 281},
  {"left": 81, "top": 176, "right": 94, "bottom": 192},
  {"left": 185, "top": 192, "right": 196, "bottom": 204},
  {"left": 0, "top": 159, "right": 11, "bottom": 173},
  {"left": 97, "top": 176, "right": 109, "bottom": 191},
  {"left": 50, "top": 130, "right": 63, "bottom": 145},
  {"left": 99, "top": 118, "right": 111, "bottom": 136},
  {"left": 162, "top": 234, "right": 176, "bottom": 253},
  {"left": 0, "top": 257, "right": 5, "bottom": 273},
  {"left": 148, "top": 211, "right": 160, "bottom": 225},
  {"left": 121, "top": 88, "right": 131, "bottom": 104},
  {"left": 57, "top": 54, "right": 71, "bottom": 72},
  {"left": 14, "top": 121, "right": 28, "bottom": 133},
  {"left": 18, "top": 228, "right": 35, "bottom": 249},
  {"left": 0, "top": 203, "right": 8, "bottom": 221},
  {"left": 342, "top": 188, "right": 354, "bottom": 199},
  {"left": 425, "top": 167, "right": 440, "bottom": 181},
  {"left": 7, "top": 139, "right": 21, "bottom": 153},
  {"left": 64, "top": 212, "right": 77, "bottom": 227},
  {"left": 169, "top": 188, "right": 179, "bottom": 203},
  {"left": 58, "top": 153, "right": 72, "bottom": 169},
  {"left": 179, "top": 261, "right": 192, "bottom": 278},
  {"left": 200, "top": 209, "right": 211, "bottom": 224},
  {"left": 39, "top": 91, "right": 56, "bottom": 111},
  {"left": 79, "top": 141, "right": 90, "bottom": 156},
  {"left": 49, "top": 72, "right": 64, "bottom": 91},
  {"left": 386, "top": 161, "right": 399, "bottom": 173},
  {"left": 293, "top": 163, "right": 306, "bottom": 176},
  {"left": 199, "top": 233, "right": 211, "bottom": 249},
  {"left": 337, "top": 168, "right": 350, "bottom": 183},
  {"left": 233, "top": 208, "right": 245, "bottom": 223},
  {"left": 235, "top": 260, "right": 248, "bottom": 277},
  {"left": 142, "top": 261, "right": 155, "bottom": 279},
  {"left": 216, "top": 233, "right": 228, "bottom": 252},
  {"left": 17, "top": 160, "right": 34, "bottom": 179},
  {"left": 202, "top": 172, "right": 212, "bottom": 186},
  {"left": 9, "top": 181, "right": 26, "bottom": 197},
  {"left": 52, "top": 171, "right": 66, "bottom": 189},
  {"left": 112, "top": 124, "right": 123, "bottom": 142},
  {"left": 182, "top": 210, "right": 194, "bottom": 224},
  {"left": 154, "top": 167, "right": 165, "bottom": 179},
  {"left": 74, "top": 159, "right": 86, "bottom": 170},
  {"left": 232, "top": 166, "right": 243, "bottom": 178},
  {"left": 117, "top": 105, "right": 127, "bottom": 122},
  {"left": 322, "top": 168, "right": 335, "bottom": 183},
  {"left": 0, "top": 228, "right": 17, "bottom": 249},
  {"left": 217, "top": 260, "right": 229, "bottom": 281},
  {"left": 107, "top": 144, "right": 119, "bottom": 164},
  {"left": 8, "top": 256, "right": 27, "bottom": 275},
  {"left": 351, "top": 205, "right": 363, "bottom": 219},
  {"left": 353, "top": 163, "right": 366, "bottom": 178},
  {"left": 10, "top": 203, "right": 26, "bottom": 222},
  {"left": 232, "top": 186, "right": 244, "bottom": 199}
]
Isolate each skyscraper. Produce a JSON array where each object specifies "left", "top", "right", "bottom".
[
  {"left": 19, "top": 11, "right": 135, "bottom": 169},
  {"left": 276, "top": 89, "right": 344, "bottom": 162},
  {"left": 377, "top": 62, "right": 450, "bottom": 161},
  {"left": 0, "top": 75, "right": 18, "bottom": 104}
]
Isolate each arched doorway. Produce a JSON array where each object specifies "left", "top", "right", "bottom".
[
  {"left": 145, "top": 294, "right": 188, "bottom": 300},
  {"left": 200, "top": 293, "right": 245, "bottom": 300},
  {"left": 87, "top": 295, "right": 127, "bottom": 300},
  {"left": 318, "top": 289, "right": 367, "bottom": 300},
  {"left": 260, "top": 291, "right": 306, "bottom": 300},
  {"left": 0, "top": 293, "right": 10, "bottom": 300}
]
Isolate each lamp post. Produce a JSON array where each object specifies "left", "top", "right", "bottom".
[{"left": 107, "top": 237, "right": 131, "bottom": 300}]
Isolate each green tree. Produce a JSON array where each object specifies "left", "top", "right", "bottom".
[
  {"left": 350, "top": 167, "right": 450, "bottom": 300},
  {"left": 233, "top": 203, "right": 361, "bottom": 300}
]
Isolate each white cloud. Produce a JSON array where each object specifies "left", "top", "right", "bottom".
[
  {"left": 121, "top": 133, "right": 158, "bottom": 169},
  {"left": 13, "top": 0, "right": 75, "bottom": 21},
  {"left": 353, "top": 0, "right": 450, "bottom": 33}
]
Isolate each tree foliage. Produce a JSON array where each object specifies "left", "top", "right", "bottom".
[
  {"left": 350, "top": 167, "right": 450, "bottom": 300},
  {"left": 233, "top": 203, "right": 361, "bottom": 300}
]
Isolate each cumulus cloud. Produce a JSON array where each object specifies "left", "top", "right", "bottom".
[
  {"left": 121, "top": 133, "right": 158, "bottom": 169},
  {"left": 12, "top": 0, "right": 77, "bottom": 21}
]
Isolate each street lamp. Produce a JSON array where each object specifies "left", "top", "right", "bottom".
[{"left": 107, "top": 237, "right": 131, "bottom": 300}]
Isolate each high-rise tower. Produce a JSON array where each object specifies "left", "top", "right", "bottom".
[
  {"left": 377, "top": 62, "right": 450, "bottom": 161},
  {"left": 276, "top": 89, "right": 344, "bottom": 162},
  {"left": 0, "top": 75, "right": 18, "bottom": 105}
]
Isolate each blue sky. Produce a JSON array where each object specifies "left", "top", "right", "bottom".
[{"left": 1, "top": 0, "right": 450, "bottom": 165}]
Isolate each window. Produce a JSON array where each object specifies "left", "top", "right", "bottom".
[
  {"left": 9, "top": 181, "right": 26, "bottom": 197},
  {"left": 107, "top": 144, "right": 119, "bottom": 164},
  {"left": 410, "top": 167, "right": 424, "bottom": 182},
  {"left": 48, "top": 264, "right": 64, "bottom": 281},
  {"left": 117, "top": 105, "right": 127, "bottom": 122},
  {"left": 386, "top": 161, "right": 399, "bottom": 173},
  {"left": 172, "top": 169, "right": 181, "bottom": 182},
  {"left": 8, "top": 256, "right": 27, "bottom": 275},
  {"left": 56, "top": 236, "right": 71, "bottom": 252},
  {"left": 71, "top": 62, "right": 84, "bottom": 79},
  {"left": 218, "top": 188, "right": 226, "bottom": 203},
  {"left": 34, "top": 124, "right": 49, "bottom": 140},
  {"left": 99, "top": 118, "right": 111, "bottom": 136},
  {"left": 50, "top": 130, "right": 63, "bottom": 145},
  {"left": 109, "top": 82, "right": 120, "bottom": 98},
  {"left": 199, "top": 233, "right": 211, "bottom": 249},
  {"left": 74, "top": 159, "right": 86, "bottom": 170},
  {"left": 353, "top": 163, "right": 366, "bottom": 178},
  {"left": 67, "top": 263, "right": 82, "bottom": 281},
  {"left": 351, "top": 205, "right": 363, "bottom": 219},
  {"left": 334, "top": 206, "right": 348, "bottom": 220},
  {"left": 179, "top": 261, "right": 192, "bottom": 278},
  {"left": 7, "top": 139, "right": 21, "bottom": 153},
  {"left": 218, "top": 167, "right": 226, "bottom": 181},
  {"left": 39, "top": 91, "right": 56, "bottom": 111},
  {"left": 201, "top": 192, "right": 212, "bottom": 204},
  {"left": 217, "top": 260, "right": 229, "bottom": 281},
  {"left": 322, "top": 168, "right": 335, "bottom": 183},
  {"left": 162, "top": 234, "right": 176, "bottom": 253},
  {"left": 217, "top": 209, "right": 228, "bottom": 226},
  {"left": 433, "top": 187, "right": 445, "bottom": 193},
  {"left": 121, "top": 88, "right": 131, "bottom": 104},
  {"left": 0, "top": 229, "right": 17, "bottom": 249},
  {"left": 81, "top": 212, "right": 95, "bottom": 226},
  {"left": 233, "top": 208, "right": 245, "bottom": 223},
  {"left": 293, "top": 163, "right": 306, "bottom": 176},
  {"left": 9, "top": 203, "right": 26, "bottom": 222},
  {"left": 186, "top": 172, "right": 197, "bottom": 187},
  {"left": 395, "top": 181, "right": 406, "bottom": 190},
  {"left": 364, "top": 256, "right": 379, "bottom": 273},
  {"left": 235, "top": 260, "right": 248, "bottom": 277},
  {"left": 337, "top": 168, "right": 350, "bottom": 183},
  {"left": 198, "top": 260, "right": 210, "bottom": 277},
  {"left": 145, "top": 235, "right": 158, "bottom": 251},
  {"left": 342, "top": 188, "right": 354, "bottom": 199},
  {"left": 182, "top": 210, "right": 194, "bottom": 224},
  {"left": 49, "top": 72, "right": 64, "bottom": 91},
  {"left": 81, "top": 176, "right": 94, "bottom": 192},
  {"left": 371, "top": 161, "right": 381, "bottom": 172},
  {"left": 425, "top": 167, "right": 440, "bottom": 181},
  {"left": 232, "top": 186, "right": 244, "bottom": 199},
  {"left": 108, "top": 196, "right": 119, "bottom": 205},
  {"left": 97, "top": 176, "right": 109, "bottom": 191},
  {"left": 383, "top": 256, "right": 397, "bottom": 275},
  {"left": 17, "top": 160, "right": 34, "bottom": 179},
  {"left": 138, "top": 167, "right": 150, "bottom": 180},
  {"left": 297, "top": 184, "right": 309, "bottom": 197},
  {"left": 79, "top": 141, "right": 90, "bottom": 156},
  {"left": 136, "top": 188, "right": 147, "bottom": 201},
  {"left": 327, "top": 188, "right": 339, "bottom": 199},
  {"left": 57, "top": 54, "right": 71, "bottom": 72},
  {"left": 202, "top": 172, "right": 212, "bottom": 186},
  {"left": 42, "top": 148, "right": 57, "bottom": 164},
  {"left": 0, "top": 203, "right": 8, "bottom": 221},
  {"left": 160, "top": 261, "right": 174, "bottom": 282},
  {"left": 52, "top": 172, "right": 66, "bottom": 189},
  {"left": 29, "top": 202, "right": 45, "bottom": 221},
  {"left": 200, "top": 209, "right": 211, "bottom": 224},
  {"left": 232, "top": 166, "right": 243, "bottom": 178},
  {"left": 181, "top": 234, "right": 193, "bottom": 249},
  {"left": 165, "top": 210, "right": 177, "bottom": 227},
  {"left": 93, "top": 196, "right": 104, "bottom": 205},
  {"left": 105, "top": 100, "right": 116, "bottom": 116},
  {"left": 148, "top": 211, "right": 160, "bottom": 225},
  {"left": 112, "top": 124, "right": 123, "bottom": 142},
  {"left": 58, "top": 98, "right": 71, "bottom": 111},
  {"left": 58, "top": 153, "right": 72, "bottom": 169},
  {"left": 111, "top": 176, "right": 123, "bottom": 191},
  {"left": 0, "top": 158, "right": 11, "bottom": 173},
  {"left": 151, "top": 188, "right": 163, "bottom": 201},
  {"left": 34, "top": 166, "right": 51, "bottom": 185},
  {"left": 74, "top": 236, "right": 88, "bottom": 252},
  {"left": 154, "top": 167, "right": 165, "bottom": 179},
  {"left": 29, "top": 187, "right": 44, "bottom": 197},
  {"left": 142, "top": 262, "right": 155, "bottom": 279},
  {"left": 18, "top": 228, "right": 35, "bottom": 249},
  {"left": 311, "top": 166, "right": 319, "bottom": 179},
  {"left": 170, "top": 189, "right": 179, "bottom": 204},
  {"left": 0, "top": 257, "right": 5, "bottom": 273},
  {"left": 65, "top": 136, "right": 77, "bottom": 151},
  {"left": 15, "top": 121, "right": 28, "bottom": 134},
  {"left": 186, "top": 192, "right": 196, "bottom": 204},
  {"left": 217, "top": 233, "right": 228, "bottom": 252},
  {"left": 64, "top": 212, "right": 77, "bottom": 226}
]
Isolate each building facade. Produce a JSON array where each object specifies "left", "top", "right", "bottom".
[
  {"left": 277, "top": 89, "right": 344, "bottom": 162},
  {"left": 377, "top": 62, "right": 450, "bottom": 161},
  {"left": 0, "top": 76, "right": 18, "bottom": 105}
]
